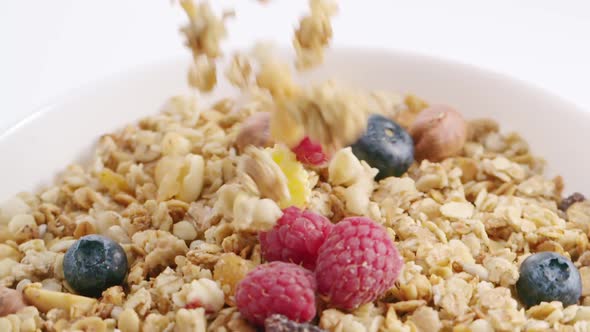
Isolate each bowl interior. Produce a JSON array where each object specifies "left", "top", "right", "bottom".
[{"left": 1, "top": 48, "right": 588, "bottom": 202}]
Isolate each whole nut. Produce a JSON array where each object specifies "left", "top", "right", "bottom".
[
  {"left": 235, "top": 112, "right": 274, "bottom": 153},
  {"left": 409, "top": 105, "right": 467, "bottom": 162},
  {"left": 0, "top": 286, "right": 27, "bottom": 317}
]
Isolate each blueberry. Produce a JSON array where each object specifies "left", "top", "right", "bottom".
[
  {"left": 516, "top": 252, "right": 582, "bottom": 308},
  {"left": 350, "top": 114, "right": 414, "bottom": 180},
  {"left": 64, "top": 234, "right": 128, "bottom": 297}
]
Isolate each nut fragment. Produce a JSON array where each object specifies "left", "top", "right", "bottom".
[
  {"left": 235, "top": 112, "right": 274, "bottom": 153},
  {"left": 240, "top": 147, "right": 290, "bottom": 203},
  {"left": 23, "top": 283, "right": 97, "bottom": 313},
  {"left": 409, "top": 105, "right": 467, "bottom": 162},
  {"left": 0, "top": 287, "right": 26, "bottom": 317}
]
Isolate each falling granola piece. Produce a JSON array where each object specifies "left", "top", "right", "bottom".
[
  {"left": 187, "top": 55, "right": 217, "bottom": 92},
  {"left": 225, "top": 53, "right": 253, "bottom": 88},
  {"left": 394, "top": 94, "right": 429, "bottom": 129},
  {"left": 179, "top": 0, "right": 233, "bottom": 92},
  {"left": 179, "top": 0, "right": 232, "bottom": 59},
  {"left": 293, "top": 0, "right": 338, "bottom": 70}
]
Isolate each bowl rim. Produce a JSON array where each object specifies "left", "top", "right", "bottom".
[{"left": 2, "top": 46, "right": 587, "bottom": 144}]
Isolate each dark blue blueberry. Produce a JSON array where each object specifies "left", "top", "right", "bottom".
[
  {"left": 350, "top": 114, "right": 414, "bottom": 180},
  {"left": 516, "top": 252, "right": 582, "bottom": 308},
  {"left": 63, "top": 234, "right": 128, "bottom": 298}
]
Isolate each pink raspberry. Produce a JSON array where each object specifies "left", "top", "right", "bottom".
[
  {"left": 235, "top": 262, "right": 317, "bottom": 326},
  {"left": 292, "top": 137, "right": 328, "bottom": 166},
  {"left": 315, "top": 217, "right": 403, "bottom": 310},
  {"left": 259, "top": 207, "right": 333, "bottom": 270}
]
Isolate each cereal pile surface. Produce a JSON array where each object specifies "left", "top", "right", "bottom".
[{"left": 2, "top": 1, "right": 590, "bottom": 332}]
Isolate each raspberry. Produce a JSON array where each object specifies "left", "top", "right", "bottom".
[
  {"left": 260, "top": 207, "right": 333, "bottom": 270},
  {"left": 292, "top": 137, "right": 328, "bottom": 166},
  {"left": 236, "top": 262, "right": 317, "bottom": 326},
  {"left": 315, "top": 217, "right": 403, "bottom": 310}
]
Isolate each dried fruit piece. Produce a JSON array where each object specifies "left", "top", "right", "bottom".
[
  {"left": 0, "top": 287, "right": 26, "bottom": 317},
  {"left": 265, "top": 314, "right": 327, "bottom": 332},
  {"left": 236, "top": 262, "right": 316, "bottom": 326},
  {"left": 259, "top": 206, "right": 333, "bottom": 270},
  {"left": 560, "top": 192, "right": 586, "bottom": 211},
  {"left": 409, "top": 105, "right": 467, "bottom": 162},
  {"left": 213, "top": 253, "right": 256, "bottom": 306},
  {"left": 270, "top": 146, "right": 311, "bottom": 208},
  {"left": 292, "top": 137, "right": 328, "bottom": 166}
]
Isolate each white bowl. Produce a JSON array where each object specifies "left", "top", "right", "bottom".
[{"left": 1, "top": 48, "right": 588, "bottom": 202}]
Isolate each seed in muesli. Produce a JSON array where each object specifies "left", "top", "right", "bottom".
[
  {"left": 560, "top": 192, "right": 586, "bottom": 211},
  {"left": 63, "top": 234, "right": 128, "bottom": 297},
  {"left": 265, "top": 314, "right": 327, "bottom": 332},
  {"left": 350, "top": 114, "right": 414, "bottom": 180},
  {"left": 516, "top": 252, "right": 582, "bottom": 308}
]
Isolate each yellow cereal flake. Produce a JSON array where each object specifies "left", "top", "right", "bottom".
[
  {"left": 270, "top": 146, "right": 311, "bottom": 208},
  {"left": 98, "top": 169, "right": 130, "bottom": 194}
]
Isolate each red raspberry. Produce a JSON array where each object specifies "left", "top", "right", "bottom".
[
  {"left": 315, "top": 217, "right": 403, "bottom": 310},
  {"left": 292, "top": 137, "right": 328, "bottom": 166},
  {"left": 259, "top": 207, "right": 333, "bottom": 270},
  {"left": 235, "top": 262, "right": 317, "bottom": 326}
]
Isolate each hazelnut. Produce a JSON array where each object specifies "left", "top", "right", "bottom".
[
  {"left": 0, "top": 286, "right": 27, "bottom": 317},
  {"left": 235, "top": 112, "right": 274, "bottom": 153},
  {"left": 409, "top": 105, "right": 467, "bottom": 162}
]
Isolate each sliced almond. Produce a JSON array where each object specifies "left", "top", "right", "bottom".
[{"left": 23, "top": 284, "right": 97, "bottom": 313}]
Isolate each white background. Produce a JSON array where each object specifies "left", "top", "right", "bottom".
[{"left": 1, "top": 0, "right": 590, "bottom": 134}]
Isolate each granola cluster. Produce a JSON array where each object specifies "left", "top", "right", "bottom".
[{"left": 1, "top": 1, "right": 590, "bottom": 332}]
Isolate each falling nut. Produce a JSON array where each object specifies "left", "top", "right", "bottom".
[
  {"left": 409, "top": 105, "right": 467, "bottom": 162},
  {"left": 235, "top": 112, "right": 274, "bottom": 153},
  {"left": 466, "top": 118, "right": 499, "bottom": 141},
  {"left": 0, "top": 287, "right": 27, "bottom": 317}
]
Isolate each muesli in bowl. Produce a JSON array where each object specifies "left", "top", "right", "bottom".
[{"left": 1, "top": 1, "right": 590, "bottom": 331}]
